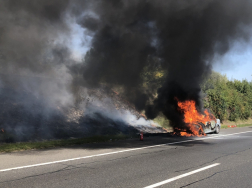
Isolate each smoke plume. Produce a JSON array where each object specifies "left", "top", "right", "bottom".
[
  {"left": 0, "top": 0, "right": 77, "bottom": 141},
  {"left": 78, "top": 0, "right": 252, "bottom": 130},
  {"left": 1, "top": 0, "right": 252, "bottom": 140}
]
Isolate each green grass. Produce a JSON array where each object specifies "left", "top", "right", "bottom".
[
  {"left": 221, "top": 124, "right": 252, "bottom": 129},
  {"left": 0, "top": 134, "right": 130, "bottom": 153}
]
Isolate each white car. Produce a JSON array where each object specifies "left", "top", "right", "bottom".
[{"left": 203, "top": 119, "right": 221, "bottom": 134}]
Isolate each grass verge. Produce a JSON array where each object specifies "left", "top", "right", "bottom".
[
  {"left": 0, "top": 134, "right": 131, "bottom": 153},
  {"left": 221, "top": 124, "right": 252, "bottom": 129}
]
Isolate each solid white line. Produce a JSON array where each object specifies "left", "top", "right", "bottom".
[
  {"left": 1, "top": 130, "right": 252, "bottom": 172},
  {"left": 143, "top": 163, "right": 220, "bottom": 188}
]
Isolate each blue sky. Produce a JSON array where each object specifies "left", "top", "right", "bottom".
[
  {"left": 69, "top": 24, "right": 252, "bottom": 82},
  {"left": 213, "top": 39, "right": 252, "bottom": 81}
]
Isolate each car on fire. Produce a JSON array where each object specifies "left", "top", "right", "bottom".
[{"left": 202, "top": 119, "right": 221, "bottom": 134}]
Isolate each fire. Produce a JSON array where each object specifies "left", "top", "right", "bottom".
[{"left": 176, "top": 99, "right": 215, "bottom": 136}]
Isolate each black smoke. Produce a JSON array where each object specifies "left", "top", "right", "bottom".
[
  {"left": 0, "top": 0, "right": 150, "bottom": 141},
  {"left": 1, "top": 0, "right": 252, "bottom": 140},
  {"left": 77, "top": 0, "right": 252, "bottom": 130}
]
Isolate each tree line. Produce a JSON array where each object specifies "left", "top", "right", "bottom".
[{"left": 202, "top": 72, "right": 252, "bottom": 122}]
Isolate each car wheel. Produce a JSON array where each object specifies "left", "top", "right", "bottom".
[{"left": 215, "top": 125, "right": 220, "bottom": 134}]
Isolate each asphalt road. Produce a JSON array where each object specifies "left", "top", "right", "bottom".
[{"left": 1, "top": 127, "right": 252, "bottom": 188}]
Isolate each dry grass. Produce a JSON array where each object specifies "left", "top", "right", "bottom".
[
  {"left": 222, "top": 118, "right": 252, "bottom": 126},
  {"left": 0, "top": 134, "right": 130, "bottom": 153},
  {"left": 221, "top": 124, "right": 252, "bottom": 129},
  {"left": 221, "top": 118, "right": 252, "bottom": 129}
]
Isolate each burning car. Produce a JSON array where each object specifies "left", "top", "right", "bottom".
[
  {"left": 202, "top": 119, "right": 221, "bottom": 134},
  {"left": 175, "top": 99, "right": 221, "bottom": 136}
]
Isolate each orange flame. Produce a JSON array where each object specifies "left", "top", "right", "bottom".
[{"left": 176, "top": 99, "right": 215, "bottom": 136}]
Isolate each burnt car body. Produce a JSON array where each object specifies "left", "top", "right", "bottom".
[{"left": 202, "top": 119, "right": 221, "bottom": 134}]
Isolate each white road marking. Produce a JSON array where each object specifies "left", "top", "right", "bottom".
[
  {"left": 207, "top": 134, "right": 225, "bottom": 137},
  {"left": 143, "top": 163, "right": 220, "bottom": 188},
  {"left": 0, "top": 130, "right": 252, "bottom": 172}
]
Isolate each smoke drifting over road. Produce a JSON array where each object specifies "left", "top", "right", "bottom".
[{"left": 1, "top": 0, "right": 252, "bottom": 140}]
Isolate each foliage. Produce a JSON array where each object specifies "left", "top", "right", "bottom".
[
  {"left": 153, "top": 114, "right": 171, "bottom": 128},
  {"left": 141, "top": 57, "right": 167, "bottom": 93},
  {"left": 202, "top": 71, "right": 252, "bottom": 122}
]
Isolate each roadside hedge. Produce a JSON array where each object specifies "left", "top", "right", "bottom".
[{"left": 202, "top": 72, "right": 252, "bottom": 122}]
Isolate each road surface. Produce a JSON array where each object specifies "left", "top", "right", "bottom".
[{"left": 1, "top": 127, "right": 252, "bottom": 188}]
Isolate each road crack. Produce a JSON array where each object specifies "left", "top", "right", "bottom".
[
  {"left": 180, "top": 169, "right": 229, "bottom": 188},
  {"left": 175, "top": 147, "right": 251, "bottom": 173}
]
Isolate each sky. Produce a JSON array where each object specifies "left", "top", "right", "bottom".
[
  {"left": 69, "top": 22, "right": 91, "bottom": 62},
  {"left": 69, "top": 24, "right": 252, "bottom": 82},
  {"left": 213, "top": 39, "right": 252, "bottom": 81}
]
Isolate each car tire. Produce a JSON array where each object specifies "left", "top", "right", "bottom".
[{"left": 215, "top": 125, "right": 220, "bottom": 134}]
